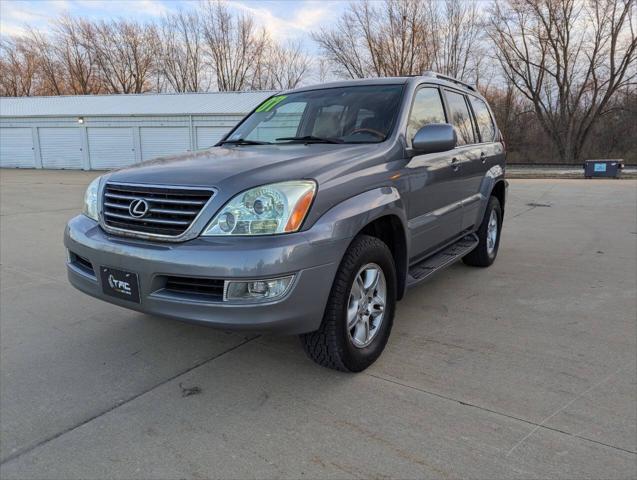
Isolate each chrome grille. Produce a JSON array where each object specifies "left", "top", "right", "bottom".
[{"left": 102, "top": 183, "right": 214, "bottom": 238}]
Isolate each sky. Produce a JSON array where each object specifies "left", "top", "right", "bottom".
[{"left": 0, "top": 0, "right": 349, "bottom": 53}]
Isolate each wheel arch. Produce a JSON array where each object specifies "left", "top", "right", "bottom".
[
  {"left": 358, "top": 215, "right": 408, "bottom": 300},
  {"left": 475, "top": 166, "right": 507, "bottom": 223},
  {"left": 491, "top": 179, "right": 506, "bottom": 213},
  {"left": 308, "top": 187, "right": 410, "bottom": 300}
]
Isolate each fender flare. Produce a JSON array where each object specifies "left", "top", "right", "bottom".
[
  {"left": 306, "top": 187, "right": 408, "bottom": 244},
  {"left": 476, "top": 165, "right": 506, "bottom": 221},
  {"left": 303, "top": 187, "right": 410, "bottom": 298}
]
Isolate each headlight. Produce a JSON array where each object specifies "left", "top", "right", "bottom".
[
  {"left": 83, "top": 176, "right": 101, "bottom": 221},
  {"left": 202, "top": 180, "right": 316, "bottom": 236}
]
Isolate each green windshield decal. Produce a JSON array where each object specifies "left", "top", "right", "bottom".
[{"left": 255, "top": 95, "right": 287, "bottom": 112}]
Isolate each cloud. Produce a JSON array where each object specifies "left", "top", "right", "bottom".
[
  {"left": 0, "top": 0, "right": 340, "bottom": 48},
  {"left": 229, "top": 0, "right": 331, "bottom": 42},
  {"left": 0, "top": 0, "right": 176, "bottom": 37},
  {"left": 75, "top": 0, "right": 174, "bottom": 17},
  {"left": 0, "top": 23, "right": 29, "bottom": 37},
  {"left": 0, "top": 0, "right": 71, "bottom": 36}
]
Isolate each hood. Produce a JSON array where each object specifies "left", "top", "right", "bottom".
[{"left": 106, "top": 144, "right": 383, "bottom": 191}]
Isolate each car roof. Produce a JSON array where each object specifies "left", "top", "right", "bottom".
[
  {"left": 285, "top": 77, "right": 410, "bottom": 94},
  {"left": 284, "top": 73, "right": 483, "bottom": 99}
]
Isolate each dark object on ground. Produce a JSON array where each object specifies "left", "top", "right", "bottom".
[
  {"left": 179, "top": 383, "right": 202, "bottom": 397},
  {"left": 584, "top": 159, "right": 624, "bottom": 178}
]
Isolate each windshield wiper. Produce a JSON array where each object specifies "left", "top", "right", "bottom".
[
  {"left": 220, "top": 138, "right": 271, "bottom": 145},
  {"left": 275, "top": 135, "right": 343, "bottom": 144}
]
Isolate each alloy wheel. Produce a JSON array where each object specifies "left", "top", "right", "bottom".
[
  {"left": 486, "top": 209, "right": 498, "bottom": 255},
  {"left": 346, "top": 263, "right": 387, "bottom": 348}
]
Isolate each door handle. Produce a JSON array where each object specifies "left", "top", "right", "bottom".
[
  {"left": 480, "top": 152, "right": 486, "bottom": 164},
  {"left": 451, "top": 157, "right": 460, "bottom": 172}
]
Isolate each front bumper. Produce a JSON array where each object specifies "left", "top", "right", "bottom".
[{"left": 64, "top": 215, "right": 349, "bottom": 334}]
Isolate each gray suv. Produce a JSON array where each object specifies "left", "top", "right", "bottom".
[{"left": 65, "top": 73, "right": 506, "bottom": 372}]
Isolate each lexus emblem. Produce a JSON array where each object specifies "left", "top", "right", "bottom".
[{"left": 129, "top": 198, "right": 149, "bottom": 218}]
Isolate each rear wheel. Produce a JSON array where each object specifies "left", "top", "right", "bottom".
[
  {"left": 463, "top": 196, "right": 502, "bottom": 267},
  {"left": 300, "top": 235, "right": 396, "bottom": 372}
]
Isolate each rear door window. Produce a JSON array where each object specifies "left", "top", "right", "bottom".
[
  {"left": 444, "top": 90, "right": 476, "bottom": 146},
  {"left": 469, "top": 96, "right": 496, "bottom": 142},
  {"left": 406, "top": 87, "right": 446, "bottom": 145}
]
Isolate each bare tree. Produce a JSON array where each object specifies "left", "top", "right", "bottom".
[
  {"left": 430, "top": 0, "right": 485, "bottom": 82},
  {"left": 313, "top": 0, "right": 487, "bottom": 81},
  {"left": 0, "top": 37, "right": 39, "bottom": 96},
  {"left": 482, "top": 79, "right": 529, "bottom": 150},
  {"left": 316, "top": 58, "right": 332, "bottom": 83},
  {"left": 158, "top": 10, "right": 207, "bottom": 92},
  {"left": 251, "top": 41, "right": 312, "bottom": 90},
  {"left": 24, "top": 28, "right": 67, "bottom": 95},
  {"left": 488, "top": 0, "right": 637, "bottom": 163},
  {"left": 54, "top": 15, "right": 101, "bottom": 94},
  {"left": 313, "top": 0, "right": 434, "bottom": 78},
  {"left": 87, "top": 20, "right": 159, "bottom": 94},
  {"left": 9, "top": 19, "right": 102, "bottom": 96},
  {"left": 586, "top": 89, "right": 637, "bottom": 161},
  {"left": 202, "top": 0, "right": 269, "bottom": 91}
]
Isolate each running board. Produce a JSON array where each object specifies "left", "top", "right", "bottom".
[{"left": 407, "top": 234, "right": 479, "bottom": 287}]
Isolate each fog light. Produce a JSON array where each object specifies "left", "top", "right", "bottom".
[
  {"left": 248, "top": 281, "right": 269, "bottom": 294},
  {"left": 224, "top": 275, "right": 294, "bottom": 302}
]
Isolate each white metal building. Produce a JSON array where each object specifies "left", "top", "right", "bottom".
[{"left": 0, "top": 91, "right": 273, "bottom": 170}]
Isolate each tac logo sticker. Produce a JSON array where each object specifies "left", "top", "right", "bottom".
[
  {"left": 108, "top": 274, "right": 131, "bottom": 295},
  {"left": 100, "top": 267, "right": 140, "bottom": 303}
]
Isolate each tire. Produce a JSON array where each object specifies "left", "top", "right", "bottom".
[
  {"left": 463, "top": 196, "right": 502, "bottom": 267},
  {"left": 300, "top": 234, "right": 396, "bottom": 372}
]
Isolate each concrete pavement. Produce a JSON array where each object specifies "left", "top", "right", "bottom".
[{"left": 1, "top": 170, "right": 635, "bottom": 479}]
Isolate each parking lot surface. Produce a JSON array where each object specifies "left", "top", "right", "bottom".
[{"left": 1, "top": 169, "right": 635, "bottom": 479}]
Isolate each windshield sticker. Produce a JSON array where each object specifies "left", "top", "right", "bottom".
[{"left": 255, "top": 95, "right": 287, "bottom": 113}]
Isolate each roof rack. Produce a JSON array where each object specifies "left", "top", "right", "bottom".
[{"left": 422, "top": 71, "right": 476, "bottom": 92}]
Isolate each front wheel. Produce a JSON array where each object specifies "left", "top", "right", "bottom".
[
  {"left": 463, "top": 196, "right": 502, "bottom": 267},
  {"left": 300, "top": 235, "right": 396, "bottom": 372}
]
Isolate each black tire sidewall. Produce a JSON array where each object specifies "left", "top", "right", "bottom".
[
  {"left": 335, "top": 237, "right": 396, "bottom": 372},
  {"left": 462, "top": 195, "right": 503, "bottom": 267},
  {"left": 485, "top": 197, "right": 502, "bottom": 262}
]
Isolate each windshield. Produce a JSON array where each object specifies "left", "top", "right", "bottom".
[{"left": 225, "top": 85, "right": 404, "bottom": 145}]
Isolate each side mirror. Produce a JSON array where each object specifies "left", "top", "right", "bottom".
[{"left": 412, "top": 123, "right": 457, "bottom": 154}]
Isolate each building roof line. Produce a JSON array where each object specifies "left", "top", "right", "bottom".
[{"left": 0, "top": 91, "right": 274, "bottom": 118}]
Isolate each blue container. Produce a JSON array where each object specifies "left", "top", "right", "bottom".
[{"left": 584, "top": 160, "right": 623, "bottom": 178}]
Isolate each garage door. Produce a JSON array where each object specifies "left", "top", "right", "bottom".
[
  {"left": 88, "top": 127, "right": 136, "bottom": 169},
  {"left": 39, "top": 127, "right": 82, "bottom": 169},
  {"left": 195, "top": 127, "right": 228, "bottom": 150},
  {"left": 140, "top": 127, "right": 190, "bottom": 161},
  {"left": 0, "top": 128, "right": 35, "bottom": 168}
]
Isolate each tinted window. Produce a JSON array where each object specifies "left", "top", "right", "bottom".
[
  {"left": 407, "top": 88, "right": 446, "bottom": 144},
  {"left": 445, "top": 90, "right": 475, "bottom": 145},
  {"left": 312, "top": 104, "right": 348, "bottom": 138},
  {"left": 354, "top": 108, "right": 375, "bottom": 128},
  {"left": 231, "top": 85, "right": 404, "bottom": 144},
  {"left": 250, "top": 102, "right": 305, "bottom": 143},
  {"left": 469, "top": 96, "right": 496, "bottom": 142}
]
